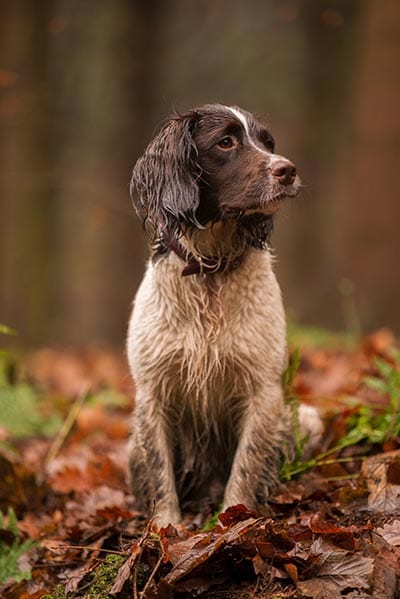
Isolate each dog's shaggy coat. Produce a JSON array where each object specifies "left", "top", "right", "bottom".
[{"left": 127, "top": 104, "right": 321, "bottom": 526}]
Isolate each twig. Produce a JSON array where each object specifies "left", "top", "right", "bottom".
[
  {"left": 133, "top": 563, "right": 138, "bottom": 599},
  {"left": 43, "top": 385, "right": 89, "bottom": 473},
  {"left": 318, "top": 455, "right": 365, "bottom": 466},
  {"left": 324, "top": 473, "right": 360, "bottom": 482},
  {"left": 251, "top": 574, "right": 260, "bottom": 598},
  {"left": 285, "top": 455, "right": 365, "bottom": 478},
  {"left": 139, "top": 539, "right": 164, "bottom": 598},
  {"left": 132, "top": 514, "right": 156, "bottom": 599},
  {"left": 46, "top": 543, "right": 130, "bottom": 556}
]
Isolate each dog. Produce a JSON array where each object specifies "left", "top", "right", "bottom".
[{"left": 127, "top": 104, "right": 322, "bottom": 526}]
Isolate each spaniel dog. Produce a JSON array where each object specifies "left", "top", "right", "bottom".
[{"left": 127, "top": 104, "right": 321, "bottom": 526}]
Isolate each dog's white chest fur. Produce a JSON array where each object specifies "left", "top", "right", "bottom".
[{"left": 127, "top": 248, "right": 286, "bottom": 415}]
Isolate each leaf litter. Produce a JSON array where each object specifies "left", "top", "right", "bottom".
[{"left": 0, "top": 330, "right": 400, "bottom": 597}]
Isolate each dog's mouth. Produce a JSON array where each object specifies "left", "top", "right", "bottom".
[
  {"left": 218, "top": 177, "right": 301, "bottom": 221},
  {"left": 273, "top": 185, "right": 300, "bottom": 201},
  {"left": 264, "top": 187, "right": 298, "bottom": 212},
  {"left": 244, "top": 181, "right": 301, "bottom": 216},
  {"left": 271, "top": 175, "right": 302, "bottom": 200}
]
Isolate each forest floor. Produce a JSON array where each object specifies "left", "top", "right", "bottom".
[{"left": 0, "top": 327, "right": 400, "bottom": 598}]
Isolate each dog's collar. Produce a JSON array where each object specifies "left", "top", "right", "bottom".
[
  {"left": 165, "top": 234, "right": 242, "bottom": 277},
  {"left": 158, "top": 213, "right": 273, "bottom": 277}
]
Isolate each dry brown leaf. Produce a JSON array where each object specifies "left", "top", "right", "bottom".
[
  {"left": 252, "top": 553, "right": 270, "bottom": 576},
  {"left": 4, "top": 339, "right": 400, "bottom": 599},
  {"left": 297, "top": 538, "right": 374, "bottom": 599},
  {"left": 110, "top": 542, "right": 141, "bottom": 595},
  {"left": 362, "top": 451, "right": 400, "bottom": 513},
  {"left": 368, "top": 532, "right": 399, "bottom": 598},
  {"left": 218, "top": 504, "right": 259, "bottom": 526},
  {"left": 167, "top": 533, "right": 217, "bottom": 566},
  {"left": 163, "top": 518, "right": 262, "bottom": 586},
  {"left": 363, "top": 328, "right": 395, "bottom": 355},
  {"left": 376, "top": 520, "right": 400, "bottom": 546}
]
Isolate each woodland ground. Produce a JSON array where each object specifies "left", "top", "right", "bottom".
[{"left": 0, "top": 326, "right": 400, "bottom": 598}]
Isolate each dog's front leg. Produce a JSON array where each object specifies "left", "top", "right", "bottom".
[
  {"left": 222, "top": 383, "right": 293, "bottom": 512},
  {"left": 128, "top": 392, "right": 181, "bottom": 527}
]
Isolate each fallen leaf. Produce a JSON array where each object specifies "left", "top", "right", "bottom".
[
  {"left": 367, "top": 532, "right": 399, "bottom": 598},
  {"left": 110, "top": 542, "right": 141, "bottom": 595},
  {"left": 163, "top": 518, "right": 262, "bottom": 587},
  {"left": 218, "top": 504, "right": 259, "bottom": 526},
  {"left": 297, "top": 538, "right": 374, "bottom": 599},
  {"left": 252, "top": 553, "right": 270, "bottom": 576},
  {"left": 376, "top": 520, "right": 400, "bottom": 546},
  {"left": 167, "top": 534, "right": 217, "bottom": 567},
  {"left": 308, "top": 513, "right": 360, "bottom": 550},
  {"left": 363, "top": 328, "right": 395, "bottom": 355},
  {"left": 362, "top": 451, "right": 400, "bottom": 513}
]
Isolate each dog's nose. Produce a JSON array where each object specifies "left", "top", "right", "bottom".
[{"left": 271, "top": 159, "right": 297, "bottom": 186}]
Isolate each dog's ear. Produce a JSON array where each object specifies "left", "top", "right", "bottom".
[{"left": 131, "top": 111, "right": 201, "bottom": 237}]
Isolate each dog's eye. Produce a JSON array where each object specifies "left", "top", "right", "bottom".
[{"left": 217, "top": 136, "right": 235, "bottom": 150}]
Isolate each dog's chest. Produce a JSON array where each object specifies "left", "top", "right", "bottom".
[{"left": 128, "top": 250, "right": 287, "bottom": 405}]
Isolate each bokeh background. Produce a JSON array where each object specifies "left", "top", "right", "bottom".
[{"left": 1, "top": 0, "right": 399, "bottom": 347}]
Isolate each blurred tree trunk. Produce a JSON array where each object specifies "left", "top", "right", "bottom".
[
  {"left": 0, "top": 1, "right": 53, "bottom": 345},
  {"left": 338, "top": 0, "right": 400, "bottom": 332},
  {"left": 275, "top": 0, "right": 363, "bottom": 330},
  {"left": 1, "top": 0, "right": 163, "bottom": 346},
  {"left": 48, "top": 0, "right": 162, "bottom": 345}
]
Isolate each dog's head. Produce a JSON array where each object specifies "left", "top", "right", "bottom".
[{"left": 131, "top": 104, "right": 300, "bottom": 240}]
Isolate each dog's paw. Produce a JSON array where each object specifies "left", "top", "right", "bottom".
[{"left": 151, "top": 506, "right": 182, "bottom": 529}]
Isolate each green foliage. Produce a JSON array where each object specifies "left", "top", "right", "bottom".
[
  {"left": 282, "top": 348, "right": 306, "bottom": 461},
  {"left": 201, "top": 508, "right": 222, "bottom": 531},
  {"left": 0, "top": 324, "right": 17, "bottom": 337},
  {"left": 0, "top": 323, "right": 17, "bottom": 360},
  {"left": 281, "top": 348, "right": 400, "bottom": 481},
  {"left": 0, "top": 507, "right": 35, "bottom": 584},
  {"left": 0, "top": 327, "right": 62, "bottom": 438},
  {"left": 282, "top": 347, "right": 300, "bottom": 396},
  {"left": 0, "top": 378, "right": 62, "bottom": 438},
  {"left": 88, "top": 388, "right": 130, "bottom": 409},
  {"left": 338, "top": 348, "right": 400, "bottom": 447},
  {"left": 287, "top": 320, "right": 356, "bottom": 349},
  {"left": 0, "top": 322, "right": 130, "bottom": 441}
]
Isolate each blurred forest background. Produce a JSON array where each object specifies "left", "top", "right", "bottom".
[{"left": 0, "top": 0, "right": 399, "bottom": 348}]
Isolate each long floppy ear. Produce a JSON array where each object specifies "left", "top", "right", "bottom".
[{"left": 130, "top": 111, "right": 202, "bottom": 239}]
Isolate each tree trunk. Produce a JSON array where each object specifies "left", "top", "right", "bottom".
[
  {"left": 338, "top": 0, "right": 400, "bottom": 332},
  {"left": 0, "top": 1, "right": 52, "bottom": 345}
]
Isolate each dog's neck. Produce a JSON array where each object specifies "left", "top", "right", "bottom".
[{"left": 155, "top": 213, "right": 274, "bottom": 277}]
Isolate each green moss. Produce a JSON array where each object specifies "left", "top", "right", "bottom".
[
  {"left": 86, "top": 554, "right": 126, "bottom": 599},
  {"left": 42, "top": 554, "right": 126, "bottom": 599},
  {"left": 41, "top": 584, "right": 66, "bottom": 599}
]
